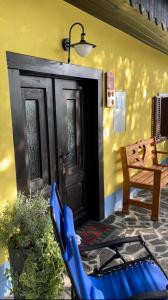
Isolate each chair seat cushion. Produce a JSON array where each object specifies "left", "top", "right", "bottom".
[{"left": 90, "top": 261, "right": 168, "bottom": 300}]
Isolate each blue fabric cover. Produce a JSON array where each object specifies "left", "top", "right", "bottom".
[
  {"left": 63, "top": 206, "right": 97, "bottom": 299},
  {"left": 90, "top": 261, "right": 168, "bottom": 299},
  {"left": 50, "top": 182, "right": 65, "bottom": 246},
  {"left": 63, "top": 206, "right": 168, "bottom": 300},
  {"left": 91, "top": 286, "right": 104, "bottom": 299}
]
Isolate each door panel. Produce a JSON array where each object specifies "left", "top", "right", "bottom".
[
  {"left": 11, "top": 75, "right": 56, "bottom": 192},
  {"left": 21, "top": 88, "right": 49, "bottom": 191},
  {"left": 55, "top": 79, "right": 87, "bottom": 222},
  {"left": 20, "top": 76, "right": 56, "bottom": 184}
]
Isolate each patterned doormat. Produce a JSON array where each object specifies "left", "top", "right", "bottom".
[
  {"left": 76, "top": 220, "right": 114, "bottom": 247},
  {"left": 76, "top": 220, "right": 124, "bottom": 260}
]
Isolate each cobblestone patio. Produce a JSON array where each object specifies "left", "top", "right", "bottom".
[{"left": 63, "top": 187, "right": 168, "bottom": 298}]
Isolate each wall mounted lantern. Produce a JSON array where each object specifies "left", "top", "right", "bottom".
[{"left": 62, "top": 22, "right": 96, "bottom": 64}]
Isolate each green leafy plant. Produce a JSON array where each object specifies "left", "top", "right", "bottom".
[{"left": 0, "top": 189, "right": 65, "bottom": 299}]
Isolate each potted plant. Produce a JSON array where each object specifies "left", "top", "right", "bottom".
[{"left": 0, "top": 189, "right": 64, "bottom": 299}]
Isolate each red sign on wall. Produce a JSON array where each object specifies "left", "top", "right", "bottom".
[{"left": 105, "top": 72, "right": 115, "bottom": 107}]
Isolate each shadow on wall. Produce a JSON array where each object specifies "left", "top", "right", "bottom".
[
  {"left": 104, "top": 187, "right": 142, "bottom": 218},
  {"left": 105, "top": 188, "right": 123, "bottom": 218},
  {"left": 102, "top": 51, "right": 168, "bottom": 197}
]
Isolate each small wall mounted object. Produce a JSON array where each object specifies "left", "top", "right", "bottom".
[
  {"left": 113, "top": 91, "right": 126, "bottom": 132},
  {"left": 62, "top": 22, "right": 96, "bottom": 64},
  {"left": 105, "top": 72, "right": 115, "bottom": 107}
]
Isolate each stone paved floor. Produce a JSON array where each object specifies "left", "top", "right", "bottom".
[{"left": 63, "top": 187, "right": 168, "bottom": 298}]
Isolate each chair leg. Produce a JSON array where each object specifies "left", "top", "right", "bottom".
[
  {"left": 151, "top": 171, "right": 161, "bottom": 221},
  {"left": 151, "top": 188, "right": 161, "bottom": 221},
  {"left": 71, "top": 286, "right": 78, "bottom": 300},
  {"left": 122, "top": 185, "right": 130, "bottom": 214}
]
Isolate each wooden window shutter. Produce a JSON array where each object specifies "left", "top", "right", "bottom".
[
  {"left": 152, "top": 95, "right": 168, "bottom": 142},
  {"left": 160, "top": 97, "right": 168, "bottom": 136}
]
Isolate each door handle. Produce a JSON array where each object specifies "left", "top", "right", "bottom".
[
  {"left": 59, "top": 151, "right": 71, "bottom": 160},
  {"left": 63, "top": 152, "right": 71, "bottom": 160}
]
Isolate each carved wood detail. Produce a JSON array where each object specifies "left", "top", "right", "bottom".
[{"left": 130, "top": 0, "right": 168, "bottom": 31}]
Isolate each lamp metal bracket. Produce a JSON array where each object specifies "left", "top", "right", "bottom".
[{"left": 62, "top": 38, "right": 69, "bottom": 51}]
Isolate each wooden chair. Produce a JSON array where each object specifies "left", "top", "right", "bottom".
[{"left": 120, "top": 137, "right": 168, "bottom": 220}]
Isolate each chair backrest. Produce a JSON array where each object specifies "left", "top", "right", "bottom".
[
  {"left": 63, "top": 205, "right": 104, "bottom": 300},
  {"left": 50, "top": 182, "right": 65, "bottom": 254},
  {"left": 120, "top": 137, "right": 157, "bottom": 168},
  {"left": 50, "top": 182, "right": 103, "bottom": 299}
]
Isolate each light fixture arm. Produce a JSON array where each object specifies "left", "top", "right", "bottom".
[
  {"left": 68, "top": 22, "right": 85, "bottom": 64},
  {"left": 62, "top": 22, "right": 96, "bottom": 64}
]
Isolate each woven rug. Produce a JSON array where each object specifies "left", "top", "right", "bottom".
[
  {"left": 76, "top": 220, "right": 125, "bottom": 263},
  {"left": 76, "top": 220, "right": 117, "bottom": 247}
]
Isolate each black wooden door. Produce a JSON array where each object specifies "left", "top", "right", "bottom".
[
  {"left": 55, "top": 79, "right": 87, "bottom": 223},
  {"left": 10, "top": 74, "right": 56, "bottom": 192},
  {"left": 8, "top": 54, "right": 104, "bottom": 222}
]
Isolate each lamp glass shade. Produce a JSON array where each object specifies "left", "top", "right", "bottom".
[{"left": 74, "top": 43, "right": 93, "bottom": 57}]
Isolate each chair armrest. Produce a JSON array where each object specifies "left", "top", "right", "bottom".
[
  {"left": 128, "top": 289, "right": 168, "bottom": 300},
  {"left": 79, "top": 235, "right": 141, "bottom": 253},
  {"left": 156, "top": 150, "right": 168, "bottom": 155},
  {"left": 158, "top": 164, "right": 168, "bottom": 167},
  {"left": 128, "top": 165, "right": 162, "bottom": 173}
]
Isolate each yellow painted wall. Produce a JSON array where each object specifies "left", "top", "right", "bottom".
[{"left": 0, "top": 0, "right": 168, "bottom": 264}]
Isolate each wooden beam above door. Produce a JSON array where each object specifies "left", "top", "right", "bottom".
[{"left": 65, "top": 0, "right": 168, "bottom": 55}]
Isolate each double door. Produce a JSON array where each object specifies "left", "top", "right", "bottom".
[{"left": 10, "top": 73, "right": 87, "bottom": 222}]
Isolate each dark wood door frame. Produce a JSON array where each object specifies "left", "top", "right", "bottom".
[{"left": 7, "top": 51, "right": 104, "bottom": 220}]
